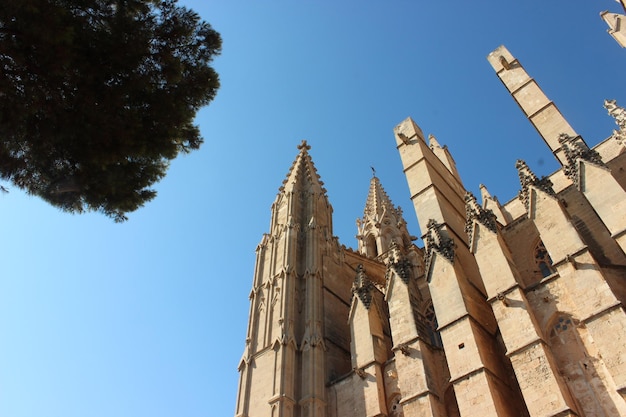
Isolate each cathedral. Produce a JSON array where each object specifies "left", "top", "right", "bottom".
[{"left": 234, "top": 45, "right": 626, "bottom": 417}]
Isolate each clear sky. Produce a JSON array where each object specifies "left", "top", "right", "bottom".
[{"left": 1, "top": 1, "right": 625, "bottom": 416}]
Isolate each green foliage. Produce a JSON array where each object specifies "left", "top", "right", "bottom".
[{"left": 0, "top": 0, "right": 221, "bottom": 221}]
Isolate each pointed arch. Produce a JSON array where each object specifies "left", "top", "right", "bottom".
[
  {"left": 365, "top": 234, "right": 378, "bottom": 258},
  {"left": 533, "top": 238, "right": 555, "bottom": 278}
]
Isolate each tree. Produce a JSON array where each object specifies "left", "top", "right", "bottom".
[{"left": 0, "top": 0, "right": 221, "bottom": 221}]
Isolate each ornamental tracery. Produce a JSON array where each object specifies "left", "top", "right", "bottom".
[
  {"left": 534, "top": 239, "right": 555, "bottom": 278},
  {"left": 424, "top": 219, "right": 455, "bottom": 276}
]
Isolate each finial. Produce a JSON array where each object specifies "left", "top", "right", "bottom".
[
  {"left": 370, "top": 166, "right": 376, "bottom": 177},
  {"left": 297, "top": 140, "right": 311, "bottom": 151}
]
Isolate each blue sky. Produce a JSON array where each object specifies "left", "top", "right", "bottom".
[{"left": 1, "top": 1, "right": 625, "bottom": 416}]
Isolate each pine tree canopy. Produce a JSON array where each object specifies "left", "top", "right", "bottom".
[{"left": 0, "top": 0, "right": 221, "bottom": 222}]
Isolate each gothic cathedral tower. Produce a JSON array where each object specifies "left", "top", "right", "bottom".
[{"left": 235, "top": 140, "right": 337, "bottom": 417}]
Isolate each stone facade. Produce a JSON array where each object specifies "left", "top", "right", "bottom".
[{"left": 234, "top": 46, "right": 626, "bottom": 417}]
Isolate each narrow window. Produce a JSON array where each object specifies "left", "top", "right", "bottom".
[{"left": 534, "top": 240, "right": 555, "bottom": 278}]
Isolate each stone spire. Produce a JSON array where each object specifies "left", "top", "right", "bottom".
[
  {"left": 280, "top": 140, "right": 327, "bottom": 195},
  {"left": 357, "top": 174, "right": 413, "bottom": 260},
  {"left": 363, "top": 175, "right": 401, "bottom": 222},
  {"left": 236, "top": 140, "right": 336, "bottom": 417},
  {"left": 268, "top": 140, "right": 334, "bottom": 243}
]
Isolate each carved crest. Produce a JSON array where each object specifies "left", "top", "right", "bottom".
[
  {"left": 464, "top": 192, "right": 497, "bottom": 247},
  {"left": 423, "top": 220, "right": 455, "bottom": 277},
  {"left": 516, "top": 160, "right": 555, "bottom": 210},
  {"left": 386, "top": 240, "right": 413, "bottom": 284},
  {"left": 352, "top": 264, "right": 375, "bottom": 309},
  {"left": 558, "top": 134, "right": 605, "bottom": 187}
]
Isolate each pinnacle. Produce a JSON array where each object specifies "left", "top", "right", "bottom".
[
  {"left": 357, "top": 174, "right": 412, "bottom": 256},
  {"left": 279, "top": 141, "right": 326, "bottom": 194},
  {"left": 363, "top": 176, "right": 399, "bottom": 219},
  {"left": 428, "top": 134, "right": 441, "bottom": 149},
  {"left": 479, "top": 184, "right": 492, "bottom": 205}
]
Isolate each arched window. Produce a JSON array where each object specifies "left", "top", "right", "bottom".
[
  {"left": 534, "top": 239, "right": 555, "bottom": 278},
  {"left": 366, "top": 235, "right": 378, "bottom": 258}
]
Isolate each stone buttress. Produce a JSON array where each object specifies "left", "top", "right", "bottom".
[
  {"left": 487, "top": 46, "right": 626, "bottom": 416},
  {"left": 354, "top": 175, "right": 457, "bottom": 417},
  {"left": 395, "top": 118, "right": 530, "bottom": 417}
]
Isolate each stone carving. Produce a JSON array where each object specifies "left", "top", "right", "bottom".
[
  {"left": 516, "top": 160, "right": 555, "bottom": 210},
  {"left": 386, "top": 240, "right": 413, "bottom": 284},
  {"left": 353, "top": 367, "right": 367, "bottom": 379},
  {"left": 464, "top": 192, "right": 497, "bottom": 247},
  {"left": 423, "top": 219, "right": 455, "bottom": 276},
  {"left": 396, "top": 131, "right": 410, "bottom": 144},
  {"left": 301, "top": 320, "right": 326, "bottom": 351},
  {"left": 604, "top": 99, "right": 626, "bottom": 145},
  {"left": 558, "top": 134, "right": 606, "bottom": 187},
  {"left": 395, "top": 342, "right": 411, "bottom": 356},
  {"left": 257, "top": 295, "right": 265, "bottom": 313},
  {"left": 352, "top": 264, "right": 374, "bottom": 309},
  {"left": 271, "top": 286, "right": 280, "bottom": 309},
  {"left": 278, "top": 318, "right": 297, "bottom": 347},
  {"left": 388, "top": 393, "right": 405, "bottom": 417}
]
